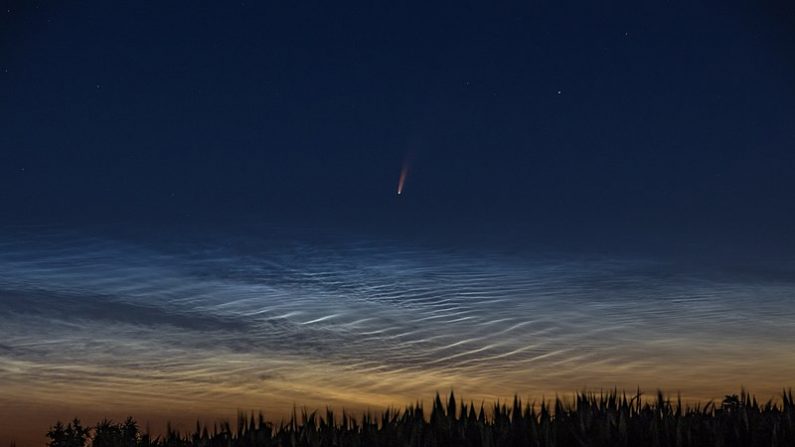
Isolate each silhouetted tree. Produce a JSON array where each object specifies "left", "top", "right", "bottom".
[{"left": 47, "top": 419, "right": 90, "bottom": 447}]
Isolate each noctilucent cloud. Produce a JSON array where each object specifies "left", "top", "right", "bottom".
[{"left": 2, "top": 1, "right": 795, "bottom": 446}]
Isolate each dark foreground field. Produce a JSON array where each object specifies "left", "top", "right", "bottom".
[{"left": 44, "top": 391, "right": 795, "bottom": 447}]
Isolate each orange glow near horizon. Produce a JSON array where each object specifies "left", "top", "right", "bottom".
[{"left": 3, "top": 353, "right": 795, "bottom": 447}]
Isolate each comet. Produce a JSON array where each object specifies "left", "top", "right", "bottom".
[{"left": 396, "top": 162, "right": 409, "bottom": 195}]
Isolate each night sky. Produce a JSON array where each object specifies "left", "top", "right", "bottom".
[{"left": 2, "top": 1, "right": 795, "bottom": 446}]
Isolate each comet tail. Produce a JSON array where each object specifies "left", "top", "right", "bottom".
[{"left": 397, "top": 164, "right": 408, "bottom": 195}]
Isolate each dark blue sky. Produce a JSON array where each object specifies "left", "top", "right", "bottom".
[{"left": 2, "top": 1, "right": 794, "bottom": 256}]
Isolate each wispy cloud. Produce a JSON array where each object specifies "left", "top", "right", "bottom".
[{"left": 1, "top": 228, "right": 794, "bottom": 445}]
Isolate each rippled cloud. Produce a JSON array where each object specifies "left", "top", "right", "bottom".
[{"left": 1, "top": 227, "right": 794, "bottom": 445}]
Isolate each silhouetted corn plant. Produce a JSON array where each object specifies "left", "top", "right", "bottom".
[{"left": 47, "top": 389, "right": 795, "bottom": 447}]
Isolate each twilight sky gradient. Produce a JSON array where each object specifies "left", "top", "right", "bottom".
[{"left": 2, "top": 1, "right": 795, "bottom": 446}]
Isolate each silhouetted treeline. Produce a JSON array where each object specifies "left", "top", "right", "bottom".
[{"left": 46, "top": 390, "right": 795, "bottom": 447}]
